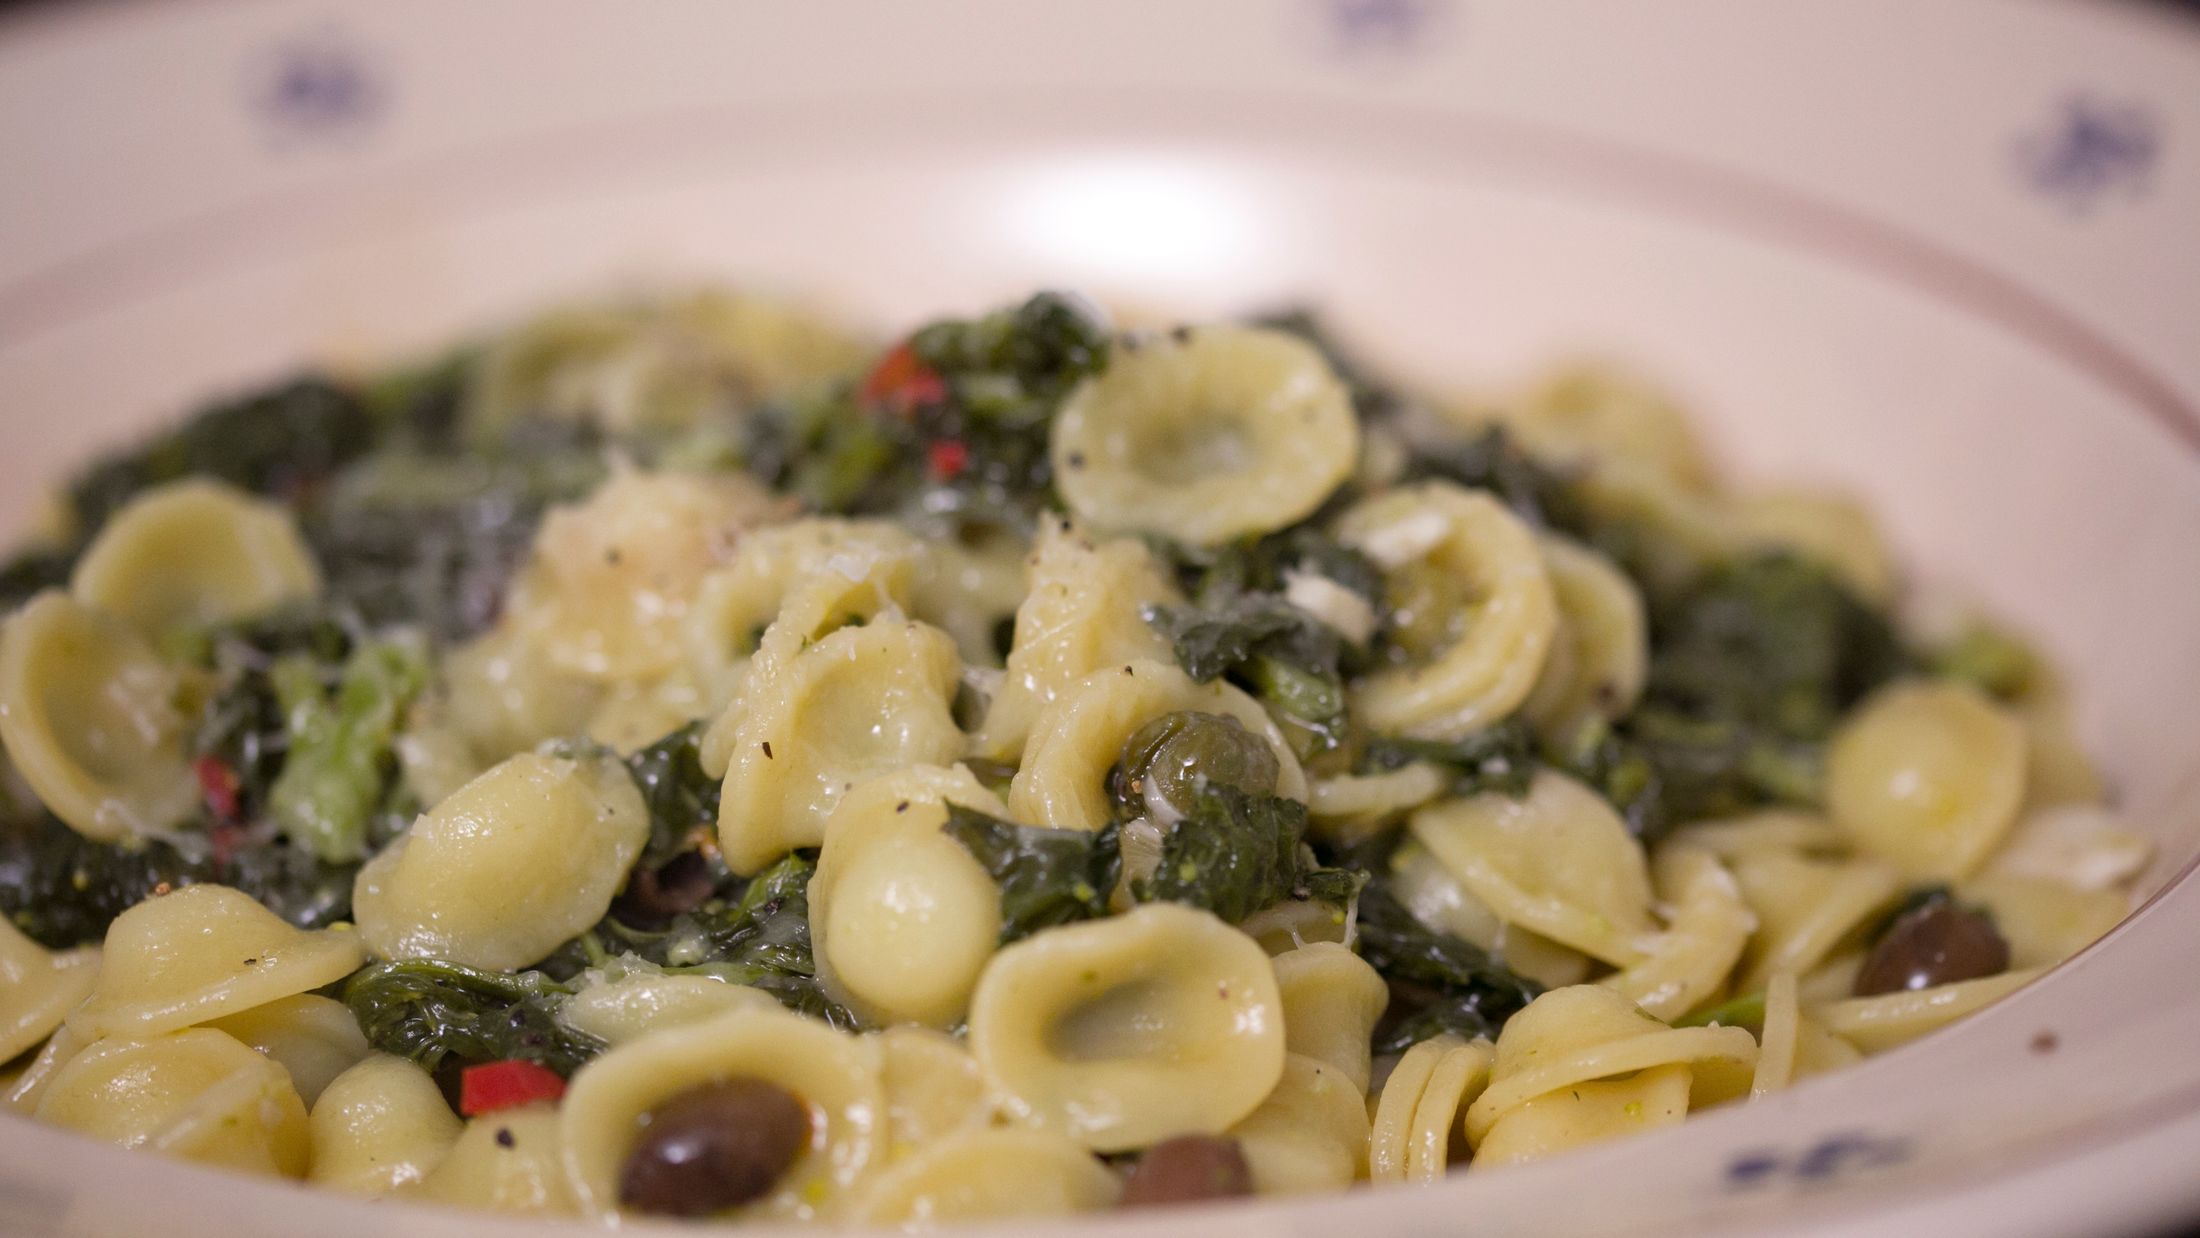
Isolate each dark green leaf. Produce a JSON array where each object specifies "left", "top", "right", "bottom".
[
  {"left": 343, "top": 958, "right": 602, "bottom": 1077},
  {"left": 1364, "top": 719, "right": 1538, "bottom": 799},
  {"left": 943, "top": 805, "right": 1120, "bottom": 944},
  {"left": 1132, "top": 784, "right": 1353, "bottom": 925},
  {"left": 1356, "top": 884, "right": 1541, "bottom": 1056}
]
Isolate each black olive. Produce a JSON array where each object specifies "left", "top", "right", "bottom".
[
  {"left": 1120, "top": 1133, "right": 1254, "bottom": 1208},
  {"left": 617, "top": 1077, "right": 813, "bottom": 1217},
  {"left": 1853, "top": 900, "right": 2010, "bottom": 997},
  {"left": 1110, "top": 711, "right": 1281, "bottom": 821}
]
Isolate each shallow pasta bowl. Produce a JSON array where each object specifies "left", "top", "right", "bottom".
[{"left": 2, "top": 0, "right": 2200, "bottom": 1234}]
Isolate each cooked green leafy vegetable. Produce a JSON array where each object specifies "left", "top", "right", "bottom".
[
  {"left": 66, "top": 377, "right": 378, "bottom": 532},
  {"left": 623, "top": 721, "right": 724, "bottom": 871},
  {"left": 1928, "top": 623, "right": 2038, "bottom": 701},
  {"left": 1363, "top": 718, "right": 1539, "bottom": 798},
  {"left": 943, "top": 805, "right": 1121, "bottom": 944},
  {"left": 1356, "top": 884, "right": 1541, "bottom": 1055},
  {"left": 265, "top": 637, "right": 429, "bottom": 864},
  {"left": 1131, "top": 783, "right": 1354, "bottom": 925},
  {"left": 1146, "top": 530, "right": 1384, "bottom": 756},
  {"left": 344, "top": 958, "right": 604, "bottom": 1077}
]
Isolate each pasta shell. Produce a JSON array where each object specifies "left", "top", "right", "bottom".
[
  {"left": 0, "top": 916, "right": 98, "bottom": 1064},
  {"left": 308, "top": 1054, "right": 464, "bottom": 1196},
  {"left": 70, "top": 479, "right": 319, "bottom": 634},
  {"left": 1826, "top": 679, "right": 2029, "bottom": 881},
  {"left": 35, "top": 1027, "right": 309, "bottom": 1177}
]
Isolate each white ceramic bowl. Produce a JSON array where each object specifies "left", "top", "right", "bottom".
[{"left": 2, "top": 2, "right": 2198, "bottom": 1235}]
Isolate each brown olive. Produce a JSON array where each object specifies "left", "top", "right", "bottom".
[
  {"left": 1853, "top": 899, "right": 2010, "bottom": 997},
  {"left": 1119, "top": 1133, "right": 1254, "bottom": 1208},
  {"left": 617, "top": 1077, "right": 813, "bottom": 1217}
]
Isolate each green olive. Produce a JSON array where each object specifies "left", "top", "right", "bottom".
[{"left": 1110, "top": 711, "right": 1281, "bottom": 821}]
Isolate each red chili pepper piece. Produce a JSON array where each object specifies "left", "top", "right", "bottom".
[
  {"left": 459, "top": 1060, "right": 568, "bottom": 1116},
  {"left": 858, "top": 341, "right": 947, "bottom": 416},
  {"left": 193, "top": 755, "right": 241, "bottom": 822},
  {"left": 927, "top": 439, "right": 970, "bottom": 481}
]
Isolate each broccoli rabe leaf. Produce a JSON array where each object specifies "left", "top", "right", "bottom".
[
  {"left": 1132, "top": 783, "right": 1356, "bottom": 925},
  {"left": 1642, "top": 551, "right": 1909, "bottom": 739},
  {"left": 1145, "top": 530, "right": 1383, "bottom": 757},
  {"left": 1363, "top": 718, "right": 1539, "bottom": 799},
  {"left": 66, "top": 377, "right": 378, "bottom": 531},
  {"left": 942, "top": 805, "right": 1120, "bottom": 944},
  {"left": 0, "top": 813, "right": 360, "bottom": 950},
  {"left": 266, "top": 637, "right": 429, "bottom": 864},
  {"left": 343, "top": 958, "right": 603, "bottom": 1077},
  {"left": 1398, "top": 422, "right": 1572, "bottom": 528},
  {"left": 623, "top": 721, "right": 723, "bottom": 870},
  {"left": 1356, "top": 884, "right": 1541, "bottom": 1055}
]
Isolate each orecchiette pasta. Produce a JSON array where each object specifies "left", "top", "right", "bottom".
[
  {"left": 1270, "top": 941, "right": 1388, "bottom": 1094},
  {"left": 874, "top": 1026, "right": 993, "bottom": 1160},
  {"left": 1369, "top": 1034, "right": 1495, "bottom": 1183},
  {"left": 971, "top": 521, "right": 1178, "bottom": 762},
  {"left": 1601, "top": 845, "right": 1755, "bottom": 1022},
  {"left": 0, "top": 916, "right": 97, "bottom": 1063},
  {"left": 204, "top": 993, "right": 371, "bottom": 1107},
  {"left": 1826, "top": 680, "right": 2029, "bottom": 881},
  {"left": 1463, "top": 985, "right": 1756, "bottom": 1148},
  {"left": 69, "top": 479, "right": 320, "bottom": 635},
  {"left": 1988, "top": 804, "right": 2154, "bottom": 891},
  {"left": 1472, "top": 1063, "right": 1692, "bottom": 1170},
  {"left": 712, "top": 617, "right": 965, "bottom": 875},
  {"left": 1304, "top": 763, "right": 1449, "bottom": 847},
  {"left": 307, "top": 1053, "right": 465, "bottom": 1195},
  {"left": 1522, "top": 535, "right": 1647, "bottom": 745},
  {"left": 561, "top": 1006, "right": 884, "bottom": 1223},
  {"left": 1051, "top": 326, "right": 1359, "bottom": 545},
  {"left": 69, "top": 884, "right": 365, "bottom": 1041},
  {"left": 1007, "top": 658, "right": 1305, "bottom": 832},
  {"left": 809, "top": 765, "right": 1006, "bottom": 1027},
  {"left": 0, "top": 590, "right": 197, "bottom": 840},
  {"left": 1746, "top": 973, "right": 1858, "bottom": 1098},
  {"left": 353, "top": 748, "right": 649, "bottom": 971},
  {"left": 1229, "top": 1053, "right": 1371, "bottom": 1195},
  {"left": 1496, "top": 362, "right": 1717, "bottom": 492},
  {"left": 418, "top": 1104, "right": 577, "bottom": 1216},
  {"left": 1729, "top": 849, "right": 1903, "bottom": 993},
  {"left": 1957, "top": 871, "right": 2129, "bottom": 969},
  {"left": 507, "top": 468, "right": 786, "bottom": 682},
  {"left": 35, "top": 1027, "right": 310, "bottom": 1177},
  {"left": 1408, "top": 771, "right": 1656, "bottom": 967},
  {"left": 967, "top": 903, "right": 1284, "bottom": 1153},
  {"left": 3, "top": 1025, "right": 84, "bottom": 1115},
  {"left": 1807, "top": 968, "right": 2046, "bottom": 1054},
  {"left": 556, "top": 968, "right": 778, "bottom": 1047},
  {"left": 849, "top": 1127, "right": 1119, "bottom": 1227},
  {"left": 1387, "top": 840, "right": 1591, "bottom": 989},
  {"left": 1336, "top": 482, "right": 1558, "bottom": 740}
]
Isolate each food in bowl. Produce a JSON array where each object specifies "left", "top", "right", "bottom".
[{"left": 0, "top": 289, "right": 2150, "bottom": 1224}]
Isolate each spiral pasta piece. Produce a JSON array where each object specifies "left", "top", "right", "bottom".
[
  {"left": 0, "top": 590, "right": 197, "bottom": 841},
  {"left": 1336, "top": 482, "right": 1557, "bottom": 740},
  {"left": 967, "top": 903, "right": 1284, "bottom": 1153},
  {"left": 1052, "top": 325, "right": 1359, "bottom": 545},
  {"left": 1826, "top": 679, "right": 2029, "bottom": 881},
  {"left": 70, "top": 479, "right": 320, "bottom": 634}
]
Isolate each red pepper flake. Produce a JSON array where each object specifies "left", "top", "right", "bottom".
[
  {"left": 459, "top": 1060, "right": 567, "bottom": 1116},
  {"left": 927, "top": 439, "right": 970, "bottom": 481},
  {"left": 194, "top": 755, "right": 241, "bottom": 822},
  {"left": 858, "top": 341, "right": 947, "bottom": 416},
  {"left": 208, "top": 821, "right": 244, "bottom": 875}
]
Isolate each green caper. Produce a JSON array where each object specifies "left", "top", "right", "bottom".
[{"left": 1109, "top": 711, "right": 1281, "bottom": 821}]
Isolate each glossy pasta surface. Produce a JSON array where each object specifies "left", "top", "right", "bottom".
[{"left": 0, "top": 290, "right": 2142, "bottom": 1226}]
